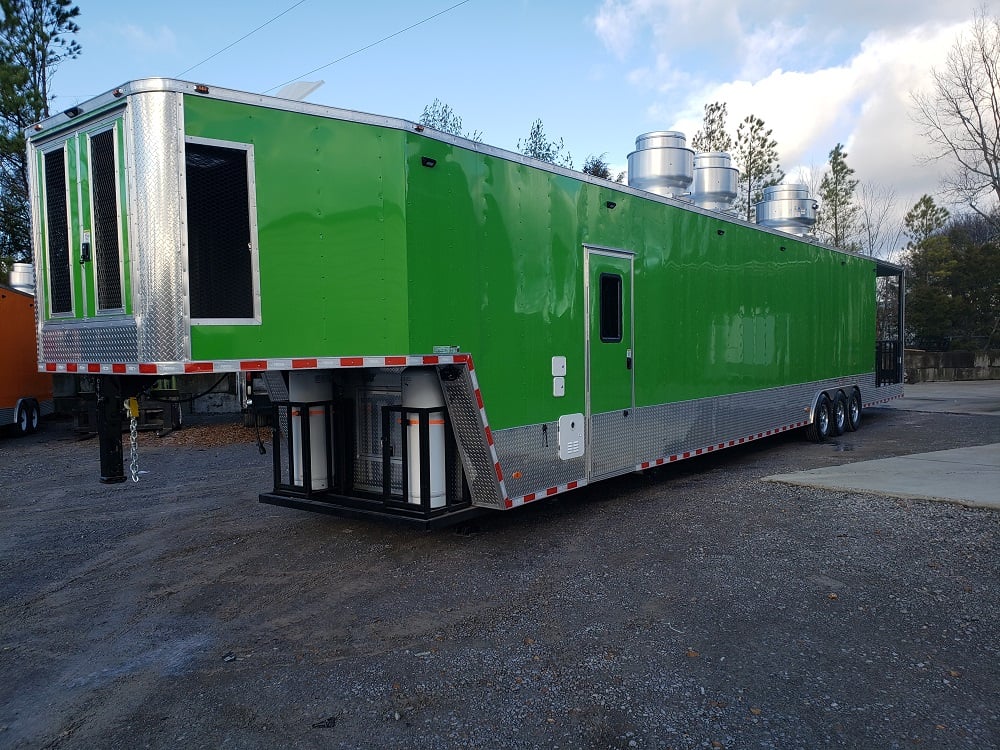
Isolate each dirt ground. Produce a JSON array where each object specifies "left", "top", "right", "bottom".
[{"left": 0, "top": 403, "right": 997, "bottom": 749}]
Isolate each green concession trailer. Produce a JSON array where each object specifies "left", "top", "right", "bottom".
[{"left": 26, "top": 78, "right": 904, "bottom": 526}]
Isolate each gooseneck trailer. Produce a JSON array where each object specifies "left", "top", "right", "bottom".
[{"left": 26, "top": 78, "right": 903, "bottom": 525}]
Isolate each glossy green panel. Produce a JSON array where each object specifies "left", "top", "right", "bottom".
[
  {"left": 184, "top": 96, "right": 409, "bottom": 359},
  {"left": 75, "top": 131, "right": 95, "bottom": 318},
  {"left": 170, "top": 97, "right": 876, "bottom": 432},
  {"left": 405, "top": 137, "right": 595, "bottom": 429},
  {"left": 403, "top": 129, "right": 876, "bottom": 430},
  {"left": 632, "top": 211, "right": 875, "bottom": 406}
]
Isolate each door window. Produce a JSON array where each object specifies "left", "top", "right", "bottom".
[{"left": 599, "top": 272, "right": 623, "bottom": 343}]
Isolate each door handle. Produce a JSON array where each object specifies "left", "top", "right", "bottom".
[
  {"left": 80, "top": 231, "right": 91, "bottom": 264},
  {"left": 626, "top": 348, "right": 633, "bottom": 370}
]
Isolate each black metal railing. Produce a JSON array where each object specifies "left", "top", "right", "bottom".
[
  {"left": 876, "top": 340, "right": 901, "bottom": 386},
  {"left": 268, "top": 398, "right": 468, "bottom": 517},
  {"left": 272, "top": 400, "right": 336, "bottom": 498}
]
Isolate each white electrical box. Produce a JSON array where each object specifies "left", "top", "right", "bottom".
[{"left": 558, "top": 413, "right": 585, "bottom": 460}]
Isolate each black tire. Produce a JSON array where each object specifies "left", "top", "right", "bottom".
[
  {"left": 830, "top": 391, "right": 848, "bottom": 436},
  {"left": 804, "top": 393, "right": 832, "bottom": 442},
  {"left": 14, "top": 401, "right": 37, "bottom": 436},
  {"left": 846, "top": 388, "right": 862, "bottom": 432}
]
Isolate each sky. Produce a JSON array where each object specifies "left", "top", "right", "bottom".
[{"left": 46, "top": 0, "right": 990, "bottom": 234}]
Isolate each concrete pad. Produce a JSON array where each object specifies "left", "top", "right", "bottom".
[
  {"left": 765, "top": 443, "right": 1000, "bottom": 509},
  {"left": 882, "top": 381, "right": 1000, "bottom": 415}
]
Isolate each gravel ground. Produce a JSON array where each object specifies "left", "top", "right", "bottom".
[{"left": 0, "top": 405, "right": 997, "bottom": 750}]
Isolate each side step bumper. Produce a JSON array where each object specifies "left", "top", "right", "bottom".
[{"left": 258, "top": 492, "right": 489, "bottom": 529}]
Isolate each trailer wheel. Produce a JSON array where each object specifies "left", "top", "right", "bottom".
[
  {"left": 804, "top": 393, "right": 831, "bottom": 442},
  {"left": 14, "top": 401, "right": 38, "bottom": 436},
  {"left": 846, "top": 389, "right": 862, "bottom": 432},
  {"left": 830, "top": 391, "right": 848, "bottom": 436}
]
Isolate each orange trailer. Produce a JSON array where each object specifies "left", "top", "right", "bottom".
[{"left": 1, "top": 270, "right": 53, "bottom": 435}]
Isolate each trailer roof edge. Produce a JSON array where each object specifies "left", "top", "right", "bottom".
[{"left": 27, "top": 77, "right": 896, "bottom": 266}]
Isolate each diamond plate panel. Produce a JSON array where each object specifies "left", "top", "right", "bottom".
[
  {"left": 492, "top": 421, "right": 585, "bottom": 499},
  {"left": 259, "top": 371, "right": 289, "bottom": 402},
  {"left": 437, "top": 366, "right": 504, "bottom": 509},
  {"left": 632, "top": 374, "right": 889, "bottom": 465},
  {"left": 41, "top": 321, "right": 138, "bottom": 362},
  {"left": 590, "top": 409, "right": 634, "bottom": 479},
  {"left": 128, "top": 92, "right": 187, "bottom": 362}
]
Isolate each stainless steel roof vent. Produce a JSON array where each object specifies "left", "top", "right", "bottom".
[
  {"left": 8, "top": 263, "right": 35, "bottom": 295},
  {"left": 627, "top": 131, "right": 694, "bottom": 198},
  {"left": 754, "top": 184, "right": 817, "bottom": 236},
  {"left": 692, "top": 152, "right": 738, "bottom": 212}
]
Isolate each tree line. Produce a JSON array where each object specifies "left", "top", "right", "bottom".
[{"left": 1, "top": 3, "right": 996, "bottom": 350}]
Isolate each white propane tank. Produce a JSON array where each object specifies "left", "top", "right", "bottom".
[
  {"left": 288, "top": 370, "right": 333, "bottom": 490},
  {"left": 401, "top": 368, "right": 446, "bottom": 508}
]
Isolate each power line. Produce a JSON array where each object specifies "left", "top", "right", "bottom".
[
  {"left": 264, "top": 0, "right": 472, "bottom": 94},
  {"left": 176, "top": 0, "right": 311, "bottom": 78}
]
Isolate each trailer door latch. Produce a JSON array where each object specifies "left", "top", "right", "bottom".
[
  {"left": 80, "top": 231, "right": 92, "bottom": 264},
  {"left": 626, "top": 348, "right": 633, "bottom": 370}
]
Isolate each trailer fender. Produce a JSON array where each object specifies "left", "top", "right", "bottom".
[{"left": 804, "top": 391, "right": 832, "bottom": 443}]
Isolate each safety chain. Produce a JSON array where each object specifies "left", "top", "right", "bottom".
[{"left": 129, "top": 412, "right": 140, "bottom": 483}]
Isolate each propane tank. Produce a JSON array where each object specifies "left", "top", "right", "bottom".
[
  {"left": 401, "top": 368, "right": 446, "bottom": 508},
  {"left": 288, "top": 370, "right": 333, "bottom": 490}
]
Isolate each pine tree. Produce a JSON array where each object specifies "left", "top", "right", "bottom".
[
  {"left": 0, "top": 0, "right": 81, "bottom": 266},
  {"left": 816, "top": 143, "right": 860, "bottom": 250},
  {"left": 582, "top": 153, "right": 624, "bottom": 183},
  {"left": 903, "top": 194, "right": 950, "bottom": 249},
  {"left": 733, "top": 114, "right": 783, "bottom": 222},
  {"left": 691, "top": 101, "right": 733, "bottom": 154},
  {"left": 418, "top": 98, "right": 481, "bottom": 142},
  {"left": 517, "top": 119, "right": 573, "bottom": 169}
]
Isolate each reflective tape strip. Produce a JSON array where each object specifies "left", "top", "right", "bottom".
[
  {"left": 509, "top": 480, "right": 586, "bottom": 508},
  {"left": 38, "top": 354, "right": 467, "bottom": 376}
]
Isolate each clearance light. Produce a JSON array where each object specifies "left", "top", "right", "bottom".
[
  {"left": 194, "top": 84, "right": 210, "bottom": 94},
  {"left": 421, "top": 156, "right": 437, "bottom": 168}
]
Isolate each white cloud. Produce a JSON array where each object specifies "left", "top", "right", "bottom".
[{"left": 598, "top": 2, "right": 977, "bottom": 211}]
